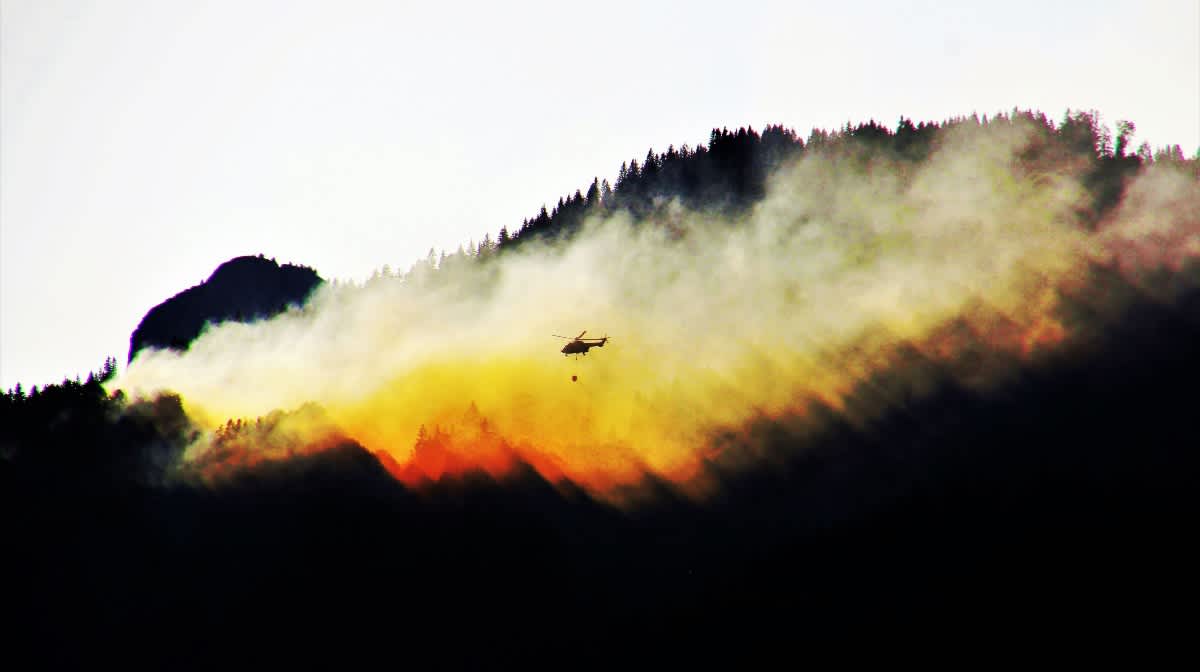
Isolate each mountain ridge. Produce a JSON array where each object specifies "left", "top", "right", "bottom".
[{"left": 127, "top": 254, "right": 322, "bottom": 363}]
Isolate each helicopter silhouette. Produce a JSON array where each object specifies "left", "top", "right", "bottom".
[{"left": 553, "top": 330, "right": 609, "bottom": 356}]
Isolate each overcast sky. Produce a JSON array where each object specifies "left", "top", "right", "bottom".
[{"left": 2, "top": 0, "right": 1198, "bottom": 390}]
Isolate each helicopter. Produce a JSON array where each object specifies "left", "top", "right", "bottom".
[{"left": 553, "top": 330, "right": 609, "bottom": 356}]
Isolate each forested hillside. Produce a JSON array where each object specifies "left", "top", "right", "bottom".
[
  {"left": 3, "top": 109, "right": 1198, "bottom": 667},
  {"left": 386, "top": 109, "right": 1193, "bottom": 279}
]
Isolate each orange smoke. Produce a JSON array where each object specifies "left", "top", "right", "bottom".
[{"left": 179, "top": 290, "right": 1076, "bottom": 500}]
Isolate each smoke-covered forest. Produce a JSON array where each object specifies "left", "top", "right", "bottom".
[{"left": 4, "top": 109, "right": 1199, "bottom": 667}]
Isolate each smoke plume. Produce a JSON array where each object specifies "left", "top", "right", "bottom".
[{"left": 114, "top": 119, "right": 1199, "bottom": 497}]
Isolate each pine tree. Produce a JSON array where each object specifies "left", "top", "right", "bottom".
[
  {"left": 1114, "top": 120, "right": 1135, "bottom": 158},
  {"left": 99, "top": 356, "right": 118, "bottom": 382},
  {"left": 585, "top": 178, "right": 600, "bottom": 207},
  {"left": 642, "top": 148, "right": 659, "bottom": 185}
]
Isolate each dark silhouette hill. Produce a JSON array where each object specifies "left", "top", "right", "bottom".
[
  {"left": 4, "top": 109, "right": 1198, "bottom": 667},
  {"left": 127, "top": 255, "right": 322, "bottom": 363},
  {"left": 3, "top": 272, "right": 1197, "bottom": 667}
]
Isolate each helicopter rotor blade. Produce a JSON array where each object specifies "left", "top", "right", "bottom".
[{"left": 553, "top": 332, "right": 610, "bottom": 341}]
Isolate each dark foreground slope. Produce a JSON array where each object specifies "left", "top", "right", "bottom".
[
  {"left": 5, "top": 279, "right": 1198, "bottom": 668},
  {"left": 127, "top": 255, "right": 322, "bottom": 363}
]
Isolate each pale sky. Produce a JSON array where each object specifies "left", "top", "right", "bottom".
[{"left": 2, "top": 0, "right": 1198, "bottom": 390}]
